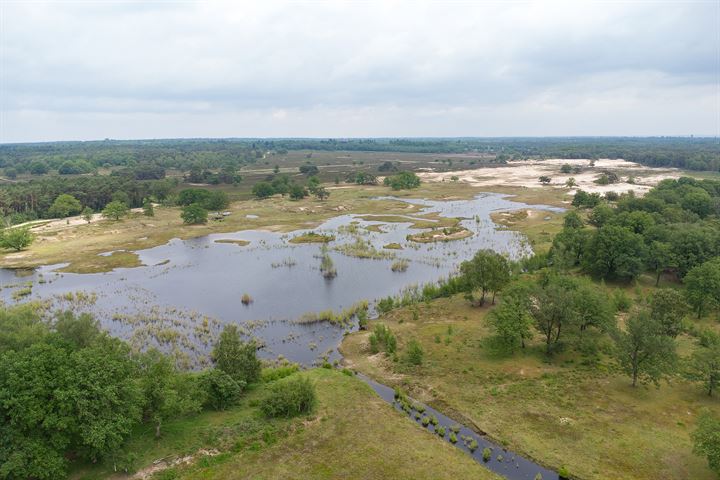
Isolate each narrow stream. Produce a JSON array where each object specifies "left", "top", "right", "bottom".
[{"left": 357, "top": 373, "right": 559, "bottom": 480}]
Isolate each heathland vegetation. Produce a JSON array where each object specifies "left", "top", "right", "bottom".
[{"left": 1, "top": 139, "right": 719, "bottom": 479}]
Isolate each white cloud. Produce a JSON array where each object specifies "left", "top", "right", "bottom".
[{"left": 1, "top": 0, "right": 718, "bottom": 141}]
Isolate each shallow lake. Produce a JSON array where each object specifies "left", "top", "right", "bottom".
[{"left": 0, "top": 193, "right": 562, "bottom": 367}]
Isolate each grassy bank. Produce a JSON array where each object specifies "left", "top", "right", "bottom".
[
  {"left": 341, "top": 294, "right": 720, "bottom": 480},
  {"left": 71, "top": 369, "right": 497, "bottom": 480}
]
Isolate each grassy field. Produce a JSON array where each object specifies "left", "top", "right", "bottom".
[
  {"left": 71, "top": 369, "right": 498, "bottom": 480},
  {"left": 340, "top": 294, "right": 720, "bottom": 480}
]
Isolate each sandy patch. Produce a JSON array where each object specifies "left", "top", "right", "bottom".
[{"left": 419, "top": 158, "right": 680, "bottom": 196}]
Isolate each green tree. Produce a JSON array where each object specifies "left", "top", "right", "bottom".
[
  {"left": 201, "top": 368, "right": 244, "bottom": 410},
  {"left": 685, "top": 340, "right": 720, "bottom": 397},
  {"left": 203, "top": 190, "right": 229, "bottom": 210},
  {"left": 530, "top": 275, "right": 579, "bottom": 354},
  {"left": 138, "top": 350, "right": 202, "bottom": 438},
  {"left": 615, "top": 311, "right": 677, "bottom": 387},
  {"left": 583, "top": 225, "right": 646, "bottom": 281},
  {"left": 315, "top": 186, "right": 330, "bottom": 201},
  {"left": 252, "top": 181, "right": 275, "bottom": 199},
  {"left": 459, "top": 250, "right": 511, "bottom": 306},
  {"left": 692, "top": 410, "right": 720, "bottom": 475},
  {"left": 289, "top": 184, "right": 308, "bottom": 200},
  {"left": 142, "top": 199, "right": 154, "bottom": 217},
  {"left": 403, "top": 339, "right": 424, "bottom": 366},
  {"left": 48, "top": 193, "right": 82, "bottom": 218},
  {"left": 648, "top": 289, "right": 688, "bottom": 338},
  {"left": 181, "top": 203, "right": 208, "bottom": 224},
  {"left": 0, "top": 227, "right": 34, "bottom": 251},
  {"left": 212, "top": 325, "right": 261, "bottom": 385},
  {"left": 383, "top": 171, "right": 421, "bottom": 190},
  {"left": 648, "top": 241, "right": 676, "bottom": 286},
  {"left": 588, "top": 203, "right": 614, "bottom": 227},
  {"left": 563, "top": 211, "right": 584, "bottom": 229},
  {"left": 487, "top": 283, "right": 534, "bottom": 351},
  {"left": 102, "top": 200, "right": 129, "bottom": 221},
  {"left": 82, "top": 206, "right": 94, "bottom": 223},
  {"left": 685, "top": 259, "right": 720, "bottom": 318}
]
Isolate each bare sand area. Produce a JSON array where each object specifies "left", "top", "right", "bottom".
[{"left": 419, "top": 158, "right": 680, "bottom": 196}]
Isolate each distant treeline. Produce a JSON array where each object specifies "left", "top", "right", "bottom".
[
  {"left": 1, "top": 137, "right": 718, "bottom": 174},
  {"left": 0, "top": 139, "right": 262, "bottom": 178},
  {"left": 0, "top": 176, "right": 177, "bottom": 224}
]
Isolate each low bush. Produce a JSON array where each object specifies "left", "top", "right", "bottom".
[{"left": 260, "top": 375, "right": 316, "bottom": 418}]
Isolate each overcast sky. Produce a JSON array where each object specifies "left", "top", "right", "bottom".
[{"left": 1, "top": 1, "right": 718, "bottom": 142}]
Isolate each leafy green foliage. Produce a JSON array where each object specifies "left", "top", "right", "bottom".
[
  {"left": 48, "top": 193, "right": 82, "bottom": 218},
  {"left": 180, "top": 203, "right": 208, "bottom": 224},
  {"left": 615, "top": 311, "right": 677, "bottom": 387},
  {"left": 459, "top": 249, "right": 511, "bottom": 306},
  {"left": 0, "top": 227, "right": 34, "bottom": 251},
  {"left": 369, "top": 323, "right": 397, "bottom": 354},
  {"left": 383, "top": 171, "right": 421, "bottom": 190},
  {"left": 692, "top": 410, "right": 720, "bottom": 474},
  {"left": 212, "top": 325, "right": 261, "bottom": 385},
  {"left": 102, "top": 200, "right": 129, "bottom": 220},
  {"left": 260, "top": 375, "right": 316, "bottom": 418},
  {"left": 201, "top": 368, "right": 244, "bottom": 410},
  {"left": 685, "top": 258, "right": 720, "bottom": 318},
  {"left": 403, "top": 339, "right": 424, "bottom": 366}
]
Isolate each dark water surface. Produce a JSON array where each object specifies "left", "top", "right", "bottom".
[{"left": 1, "top": 193, "right": 562, "bottom": 366}]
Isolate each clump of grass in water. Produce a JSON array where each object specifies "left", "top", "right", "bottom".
[
  {"left": 390, "top": 258, "right": 409, "bottom": 272},
  {"left": 449, "top": 432, "right": 457, "bottom": 443},
  {"left": 289, "top": 232, "right": 335, "bottom": 244},
  {"left": 241, "top": 293, "right": 253, "bottom": 305},
  {"left": 319, "top": 245, "right": 337, "bottom": 279},
  {"left": 421, "top": 416, "right": 430, "bottom": 427},
  {"left": 335, "top": 236, "right": 395, "bottom": 260},
  {"left": 436, "top": 426, "right": 446, "bottom": 437},
  {"left": 296, "top": 300, "right": 369, "bottom": 327},
  {"left": 468, "top": 439, "right": 478, "bottom": 452}
]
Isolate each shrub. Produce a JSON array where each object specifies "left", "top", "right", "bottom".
[
  {"left": 376, "top": 296, "right": 395, "bottom": 313},
  {"left": 613, "top": 289, "right": 632, "bottom": 312},
  {"left": 404, "top": 339, "right": 424, "bottom": 366},
  {"left": 260, "top": 375, "right": 316, "bottom": 418},
  {"left": 383, "top": 171, "right": 420, "bottom": 190},
  {"left": 482, "top": 447, "right": 492, "bottom": 462},
  {"left": 201, "top": 368, "right": 244, "bottom": 410},
  {"left": 261, "top": 363, "right": 300, "bottom": 382},
  {"left": 369, "top": 324, "right": 397, "bottom": 354}
]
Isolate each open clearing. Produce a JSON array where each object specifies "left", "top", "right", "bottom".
[{"left": 419, "top": 158, "right": 680, "bottom": 196}]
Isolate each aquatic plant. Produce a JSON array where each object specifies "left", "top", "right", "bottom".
[
  {"left": 430, "top": 415, "right": 438, "bottom": 426},
  {"left": 241, "top": 293, "right": 253, "bottom": 305},
  {"left": 421, "top": 416, "right": 430, "bottom": 427},
  {"left": 296, "top": 301, "right": 368, "bottom": 327},
  {"left": 436, "top": 426, "right": 446, "bottom": 437},
  {"left": 482, "top": 447, "right": 492, "bottom": 462},
  {"left": 449, "top": 432, "right": 457, "bottom": 443},
  {"left": 391, "top": 258, "right": 409, "bottom": 272},
  {"left": 468, "top": 439, "right": 479, "bottom": 451},
  {"left": 319, "top": 245, "right": 337, "bottom": 279}
]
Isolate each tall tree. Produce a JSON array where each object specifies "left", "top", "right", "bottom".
[
  {"left": 692, "top": 410, "right": 720, "bottom": 475},
  {"left": 459, "top": 250, "right": 511, "bottom": 306},
  {"left": 212, "top": 325, "right": 261, "bottom": 385},
  {"left": 648, "top": 289, "right": 688, "bottom": 338},
  {"left": 685, "top": 259, "right": 720, "bottom": 318},
  {"left": 614, "top": 312, "right": 677, "bottom": 387}
]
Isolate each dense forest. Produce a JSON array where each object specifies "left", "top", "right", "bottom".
[{"left": 1, "top": 137, "right": 718, "bottom": 174}]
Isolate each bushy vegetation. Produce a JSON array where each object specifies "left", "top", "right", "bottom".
[
  {"left": 0, "top": 306, "right": 264, "bottom": 479},
  {"left": 383, "top": 171, "right": 421, "bottom": 190},
  {"left": 369, "top": 323, "right": 397, "bottom": 355},
  {"left": 259, "top": 375, "right": 317, "bottom": 418}
]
